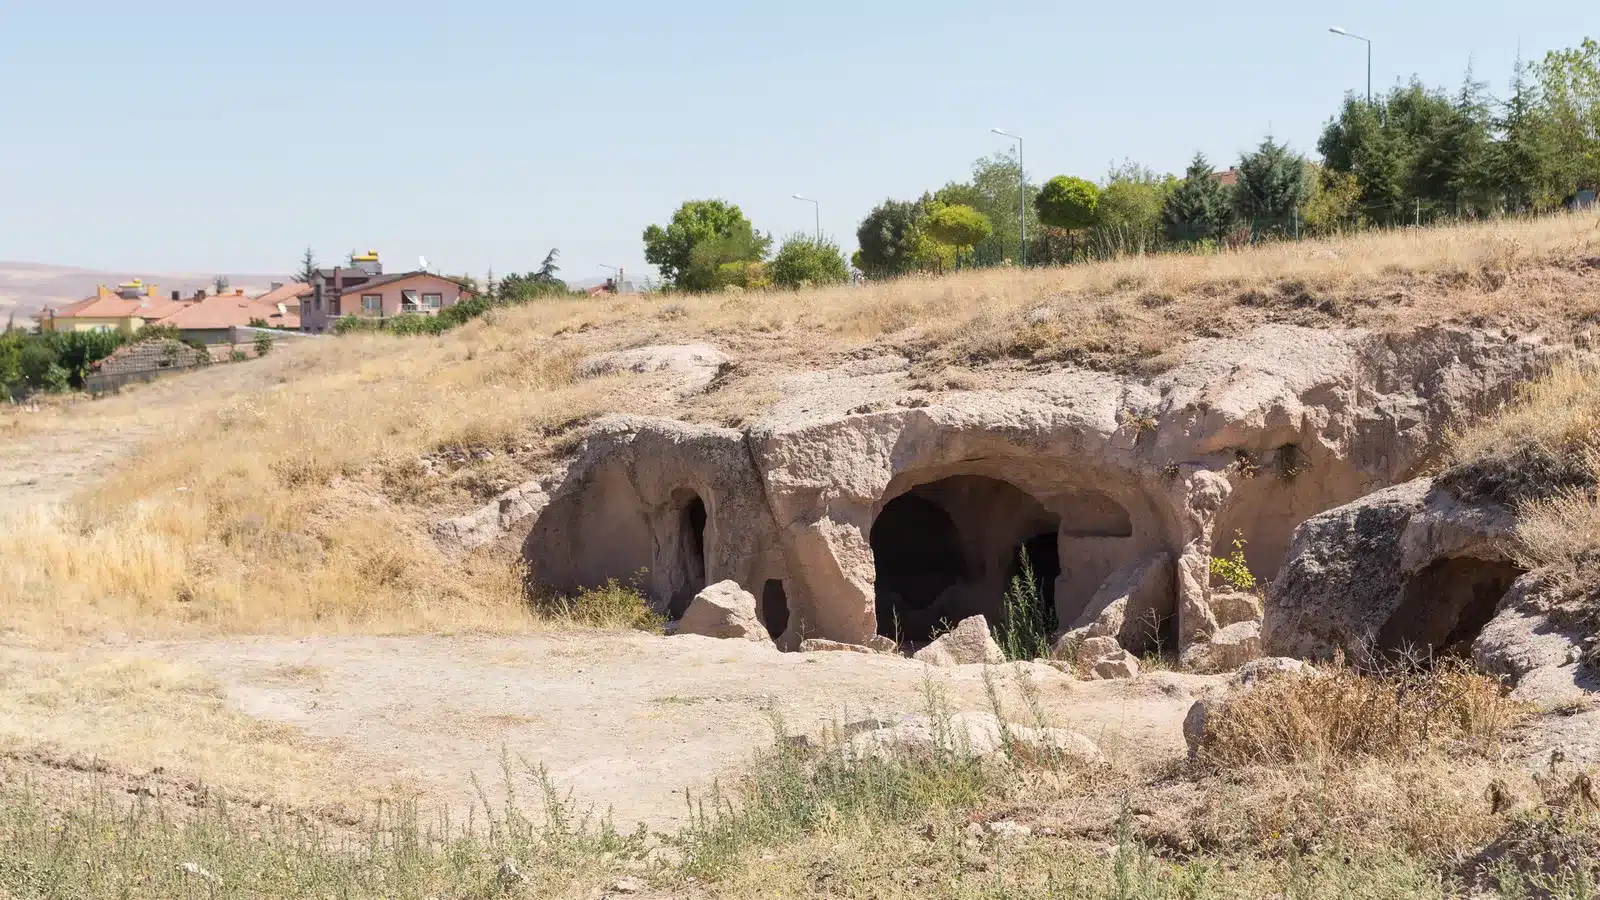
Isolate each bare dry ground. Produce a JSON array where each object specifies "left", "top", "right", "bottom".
[{"left": 1, "top": 634, "right": 1206, "bottom": 829}]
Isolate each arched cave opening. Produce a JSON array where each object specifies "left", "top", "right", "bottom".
[
  {"left": 760, "top": 579, "right": 790, "bottom": 639},
  {"left": 1377, "top": 557, "right": 1525, "bottom": 659},
  {"left": 666, "top": 491, "right": 709, "bottom": 619},
  {"left": 870, "top": 474, "right": 1060, "bottom": 646}
]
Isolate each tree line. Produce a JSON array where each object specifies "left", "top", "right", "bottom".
[{"left": 640, "top": 37, "right": 1598, "bottom": 288}]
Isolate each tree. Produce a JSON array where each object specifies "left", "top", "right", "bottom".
[
  {"left": 642, "top": 200, "right": 769, "bottom": 289},
  {"left": 935, "top": 152, "right": 1039, "bottom": 266},
  {"left": 768, "top": 234, "right": 849, "bottom": 289},
  {"left": 1088, "top": 161, "right": 1174, "bottom": 257},
  {"left": 1534, "top": 37, "right": 1600, "bottom": 199},
  {"left": 535, "top": 248, "right": 562, "bottom": 283},
  {"left": 855, "top": 199, "right": 926, "bottom": 278},
  {"left": 1035, "top": 176, "right": 1099, "bottom": 260},
  {"left": 293, "top": 246, "right": 318, "bottom": 284},
  {"left": 1302, "top": 163, "right": 1364, "bottom": 234},
  {"left": 1234, "top": 137, "right": 1310, "bottom": 236},
  {"left": 212, "top": 275, "right": 230, "bottom": 295},
  {"left": 1161, "top": 153, "right": 1234, "bottom": 245},
  {"left": 683, "top": 229, "right": 772, "bottom": 291},
  {"left": 924, "top": 204, "right": 993, "bottom": 265},
  {"left": 1494, "top": 53, "right": 1558, "bottom": 212}
]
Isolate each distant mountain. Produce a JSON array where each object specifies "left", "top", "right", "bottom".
[{"left": 0, "top": 262, "right": 285, "bottom": 326}]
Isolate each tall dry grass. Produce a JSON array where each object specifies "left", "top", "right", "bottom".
[{"left": 2, "top": 213, "right": 1598, "bottom": 641}]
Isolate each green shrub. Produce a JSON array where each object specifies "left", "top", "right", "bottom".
[
  {"left": 547, "top": 578, "right": 663, "bottom": 631},
  {"left": 1209, "top": 531, "right": 1258, "bottom": 593},
  {"left": 993, "top": 547, "right": 1053, "bottom": 661},
  {"left": 768, "top": 234, "right": 850, "bottom": 288}
]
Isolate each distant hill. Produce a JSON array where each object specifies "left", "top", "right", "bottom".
[{"left": 0, "top": 262, "right": 285, "bottom": 327}]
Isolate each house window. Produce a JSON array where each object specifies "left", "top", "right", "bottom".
[
  {"left": 400, "top": 289, "right": 419, "bottom": 312},
  {"left": 421, "top": 293, "right": 443, "bottom": 310},
  {"left": 362, "top": 294, "right": 382, "bottom": 314}
]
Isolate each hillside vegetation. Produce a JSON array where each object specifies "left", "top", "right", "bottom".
[{"left": 2, "top": 214, "right": 1599, "bottom": 643}]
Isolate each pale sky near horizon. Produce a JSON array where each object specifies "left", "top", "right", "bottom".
[{"left": 0, "top": 2, "right": 1590, "bottom": 283}]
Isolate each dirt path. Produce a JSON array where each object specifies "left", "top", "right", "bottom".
[
  {"left": 4, "top": 634, "right": 1212, "bottom": 829},
  {"left": 0, "top": 353, "right": 297, "bottom": 515}
]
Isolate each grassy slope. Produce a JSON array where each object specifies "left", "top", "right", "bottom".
[{"left": 2, "top": 213, "right": 1598, "bottom": 644}]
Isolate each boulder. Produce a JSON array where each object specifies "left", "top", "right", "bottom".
[
  {"left": 1060, "top": 554, "right": 1174, "bottom": 653},
  {"left": 800, "top": 638, "right": 897, "bottom": 656},
  {"left": 848, "top": 711, "right": 1103, "bottom": 765},
  {"left": 1180, "top": 621, "right": 1263, "bottom": 674},
  {"left": 1209, "top": 591, "right": 1264, "bottom": 628},
  {"left": 1075, "top": 635, "right": 1140, "bottom": 680},
  {"left": 1262, "top": 478, "right": 1522, "bottom": 662},
  {"left": 1231, "top": 656, "right": 1314, "bottom": 687},
  {"left": 678, "top": 581, "right": 771, "bottom": 642},
  {"left": 913, "top": 615, "right": 1005, "bottom": 667},
  {"left": 1473, "top": 569, "right": 1595, "bottom": 705}
]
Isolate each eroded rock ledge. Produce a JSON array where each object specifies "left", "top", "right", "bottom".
[{"left": 483, "top": 324, "right": 1558, "bottom": 656}]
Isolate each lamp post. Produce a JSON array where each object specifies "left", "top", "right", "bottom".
[
  {"left": 1328, "top": 26, "right": 1372, "bottom": 104},
  {"left": 990, "top": 128, "right": 1025, "bottom": 265},
  {"left": 792, "top": 194, "right": 820, "bottom": 244}
]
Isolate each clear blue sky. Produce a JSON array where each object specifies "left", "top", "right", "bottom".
[{"left": 0, "top": 2, "right": 1588, "bottom": 283}]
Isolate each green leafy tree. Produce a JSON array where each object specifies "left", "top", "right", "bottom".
[
  {"left": 1234, "top": 137, "right": 1310, "bottom": 236},
  {"left": 1035, "top": 175, "right": 1099, "bottom": 261},
  {"left": 684, "top": 229, "right": 772, "bottom": 291},
  {"left": 642, "top": 200, "right": 769, "bottom": 290},
  {"left": 1087, "top": 161, "right": 1174, "bottom": 257},
  {"left": 924, "top": 203, "right": 993, "bottom": 265},
  {"left": 768, "top": 234, "right": 849, "bottom": 289},
  {"left": 1302, "top": 163, "right": 1364, "bottom": 234},
  {"left": 1161, "top": 153, "right": 1234, "bottom": 244},
  {"left": 935, "top": 152, "right": 1038, "bottom": 266},
  {"left": 1493, "top": 54, "right": 1560, "bottom": 212},
  {"left": 854, "top": 199, "right": 926, "bottom": 278},
  {"left": 1534, "top": 37, "right": 1600, "bottom": 199}
]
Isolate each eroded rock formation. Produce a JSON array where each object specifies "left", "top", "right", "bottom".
[{"left": 507, "top": 323, "right": 1557, "bottom": 656}]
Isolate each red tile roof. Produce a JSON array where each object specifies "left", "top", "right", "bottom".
[{"left": 157, "top": 290, "right": 300, "bottom": 331}]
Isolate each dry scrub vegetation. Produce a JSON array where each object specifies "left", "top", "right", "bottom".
[
  {"left": 4, "top": 666, "right": 1594, "bottom": 899},
  {"left": 3, "top": 214, "right": 1599, "bottom": 645}
]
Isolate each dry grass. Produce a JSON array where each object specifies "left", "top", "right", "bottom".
[
  {"left": 2, "top": 213, "right": 1598, "bottom": 645},
  {"left": 1197, "top": 660, "right": 1527, "bottom": 768}
]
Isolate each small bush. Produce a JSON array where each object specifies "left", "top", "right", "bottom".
[
  {"left": 993, "top": 547, "right": 1052, "bottom": 661},
  {"left": 1199, "top": 659, "right": 1527, "bottom": 767},
  {"left": 1209, "top": 531, "right": 1258, "bottom": 593},
  {"left": 545, "top": 578, "right": 663, "bottom": 631}
]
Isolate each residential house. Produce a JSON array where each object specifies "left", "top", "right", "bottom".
[
  {"left": 299, "top": 251, "right": 472, "bottom": 332},
  {"left": 253, "top": 281, "right": 311, "bottom": 316},
  {"left": 159, "top": 287, "right": 302, "bottom": 348},
  {"left": 36, "top": 280, "right": 186, "bottom": 334}
]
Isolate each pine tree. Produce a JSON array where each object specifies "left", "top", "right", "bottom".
[
  {"left": 1234, "top": 138, "right": 1310, "bottom": 237},
  {"left": 1493, "top": 53, "right": 1553, "bottom": 212},
  {"left": 1161, "top": 153, "right": 1232, "bottom": 244},
  {"left": 292, "top": 246, "right": 319, "bottom": 284}
]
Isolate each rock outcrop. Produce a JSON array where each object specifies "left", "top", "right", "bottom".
[
  {"left": 1075, "top": 635, "right": 1141, "bottom": 680},
  {"left": 508, "top": 324, "right": 1557, "bottom": 661},
  {"left": 1180, "top": 621, "right": 1263, "bottom": 674},
  {"left": 1263, "top": 477, "right": 1523, "bottom": 662},
  {"left": 678, "top": 581, "right": 771, "bottom": 642},
  {"left": 913, "top": 615, "right": 1005, "bottom": 667},
  {"left": 1473, "top": 569, "right": 1596, "bottom": 704}
]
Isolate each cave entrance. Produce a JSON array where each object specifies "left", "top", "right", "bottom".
[
  {"left": 666, "top": 491, "right": 709, "bottom": 619},
  {"left": 1378, "top": 557, "right": 1525, "bottom": 659},
  {"left": 1002, "top": 531, "right": 1062, "bottom": 639},
  {"left": 870, "top": 474, "right": 1059, "bottom": 646},
  {"left": 760, "top": 579, "right": 790, "bottom": 639}
]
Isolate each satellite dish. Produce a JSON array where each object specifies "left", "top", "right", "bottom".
[{"left": 419, "top": 256, "right": 429, "bottom": 272}]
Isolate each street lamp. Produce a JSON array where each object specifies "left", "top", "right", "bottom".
[
  {"left": 792, "top": 194, "right": 820, "bottom": 244},
  {"left": 1328, "top": 26, "right": 1372, "bottom": 104},
  {"left": 991, "top": 128, "right": 1025, "bottom": 265}
]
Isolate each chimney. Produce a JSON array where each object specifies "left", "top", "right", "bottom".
[
  {"left": 235, "top": 288, "right": 244, "bottom": 295},
  {"left": 171, "top": 290, "right": 181, "bottom": 302}
]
